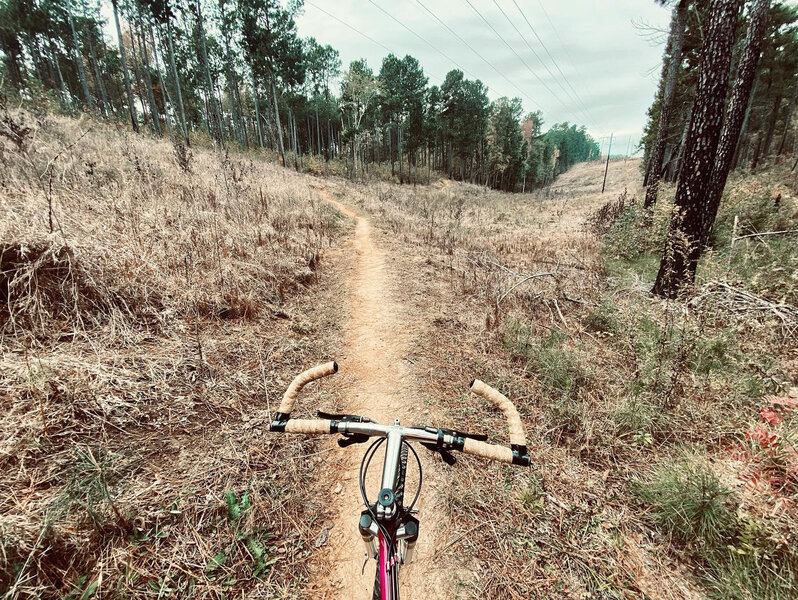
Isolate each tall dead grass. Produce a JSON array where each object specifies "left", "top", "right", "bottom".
[{"left": 0, "top": 110, "right": 344, "bottom": 598}]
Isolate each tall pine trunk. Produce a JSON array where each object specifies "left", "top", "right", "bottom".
[
  {"left": 702, "top": 0, "right": 770, "bottom": 246},
  {"left": 271, "top": 80, "right": 286, "bottom": 167},
  {"left": 652, "top": 0, "right": 743, "bottom": 299},
  {"left": 732, "top": 77, "right": 758, "bottom": 168},
  {"left": 761, "top": 94, "right": 783, "bottom": 157},
  {"left": 148, "top": 22, "right": 173, "bottom": 137},
  {"left": 251, "top": 69, "right": 264, "bottom": 148},
  {"left": 112, "top": 0, "right": 137, "bottom": 132},
  {"left": 644, "top": 0, "right": 688, "bottom": 209},
  {"left": 137, "top": 14, "right": 161, "bottom": 136},
  {"left": 86, "top": 26, "right": 109, "bottom": 115},
  {"left": 776, "top": 85, "right": 797, "bottom": 157},
  {"left": 66, "top": 0, "right": 93, "bottom": 109},
  {"left": 165, "top": 21, "right": 187, "bottom": 142},
  {"left": 195, "top": 0, "right": 223, "bottom": 143}
]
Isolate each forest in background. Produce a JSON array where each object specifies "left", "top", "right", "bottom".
[{"left": 0, "top": 0, "right": 598, "bottom": 191}]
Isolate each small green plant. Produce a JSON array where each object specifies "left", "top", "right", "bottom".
[
  {"left": 219, "top": 491, "right": 277, "bottom": 578},
  {"left": 691, "top": 330, "right": 735, "bottom": 376},
  {"left": 583, "top": 299, "right": 622, "bottom": 335},
  {"left": 54, "top": 446, "right": 129, "bottom": 530},
  {"left": 634, "top": 456, "right": 736, "bottom": 551},
  {"left": 614, "top": 395, "right": 658, "bottom": 437},
  {"left": 225, "top": 490, "right": 251, "bottom": 523}
]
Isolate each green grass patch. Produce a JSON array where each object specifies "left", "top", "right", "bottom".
[{"left": 634, "top": 456, "right": 736, "bottom": 550}]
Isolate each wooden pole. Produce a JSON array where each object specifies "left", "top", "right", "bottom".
[{"left": 602, "top": 133, "right": 613, "bottom": 193}]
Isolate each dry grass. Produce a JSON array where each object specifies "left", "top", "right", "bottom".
[
  {"left": 0, "top": 110, "right": 346, "bottom": 598},
  {"left": 327, "top": 158, "right": 798, "bottom": 598}
]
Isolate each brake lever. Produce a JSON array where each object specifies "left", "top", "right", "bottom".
[
  {"left": 420, "top": 442, "right": 456, "bottom": 466},
  {"left": 318, "top": 410, "right": 372, "bottom": 423},
  {"left": 411, "top": 425, "right": 488, "bottom": 442},
  {"left": 338, "top": 433, "right": 370, "bottom": 447}
]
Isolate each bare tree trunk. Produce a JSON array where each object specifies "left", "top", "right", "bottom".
[
  {"left": 127, "top": 20, "right": 149, "bottom": 128},
  {"left": 148, "top": 21, "right": 173, "bottom": 137},
  {"left": 702, "top": 0, "right": 770, "bottom": 246},
  {"left": 732, "top": 77, "right": 758, "bottom": 168},
  {"left": 653, "top": 0, "right": 743, "bottom": 298},
  {"left": 48, "top": 39, "right": 72, "bottom": 110},
  {"left": 166, "top": 21, "right": 187, "bottom": 142},
  {"left": 644, "top": 0, "right": 689, "bottom": 209},
  {"left": 762, "top": 94, "right": 784, "bottom": 158},
  {"left": 195, "top": 0, "right": 223, "bottom": 143},
  {"left": 250, "top": 69, "right": 264, "bottom": 147},
  {"left": 66, "top": 0, "right": 94, "bottom": 109},
  {"left": 112, "top": 0, "right": 138, "bottom": 132},
  {"left": 271, "top": 80, "right": 286, "bottom": 166},
  {"left": 137, "top": 14, "right": 161, "bottom": 136},
  {"left": 86, "top": 25, "right": 109, "bottom": 115},
  {"left": 776, "top": 84, "right": 797, "bottom": 158}
]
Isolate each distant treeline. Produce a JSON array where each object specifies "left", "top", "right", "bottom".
[{"left": 0, "top": 0, "right": 599, "bottom": 191}]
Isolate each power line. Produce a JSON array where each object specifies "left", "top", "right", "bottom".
[
  {"left": 305, "top": 1, "right": 446, "bottom": 85},
  {"left": 509, "top": 0, "right": 601, "bottom": 131},
  {"left": 462, "top": 0, "right": 570, "bottom": 111},
  {"left": 368, "top": 0, "right": 479, "bottom": 83},
  {"left": 490, "top": 0, "right": 594, "bottom": 128},
  {"left": 498, "top": 0, "right": 597, "bottom": 129},
  {"left": 530, "top": 0, "right": 603, "bottom": 126},
  {"left": 305, "top": 1, "right": 392, "bottom": 56},
  {"left": 413, "top": 0, "right": 542, "bottom": 111}
]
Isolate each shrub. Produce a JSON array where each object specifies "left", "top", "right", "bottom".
[
  {"left": 634, "top": 456, "right": 737, "bottom": 550},
  {"left": 503, "top": 325, "right": 587, "bottom": 396},
  {"left": 583, "top": 299, "right": 622, "bottom": 335}
]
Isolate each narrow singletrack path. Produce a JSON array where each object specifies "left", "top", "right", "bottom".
[{"left": 309, "top": 190, "right": 450, "bottom": 599}]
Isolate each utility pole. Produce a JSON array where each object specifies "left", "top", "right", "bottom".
[
  {"left": 602, "top": 133, "right": 613, "bottom": 193},
  {"left": 625, "top": 136, "right": 631, "bottom": 162}
]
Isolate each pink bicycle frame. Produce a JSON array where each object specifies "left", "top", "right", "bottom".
[{"left": 378, "top": 528, "right": 399, "bottom": 599}]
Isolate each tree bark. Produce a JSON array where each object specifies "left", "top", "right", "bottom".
[
  {"left": 653, "top": 0, "right": 743, "bottom": 299},
  {"left": 644, "top": 0, "right": 689, "bottom": 209},
  {"left": 732, "top": 77, "right": 758, "bottom": 168},
  {"left": 112, "top": 0, "right": 138, "bottom": 132},
  {"left": 776, "top": 84, "right": 797, "bottom": 158},
  {"left": 761, "top": 93, "right": 783, "bottom": 158},
  {"left": 148, "top": 22, "right": 172, "bottom": 137},
  {"left": 271, "top": 80, "right": 286, "bottom": 166},
  {"left": 251, "top": 70, "right": 264, "bottom": 148},
  {"left": 166, "top": 21, "right": 187, "bottom": 142},
  {"left": 137, "top": 14, "right": 161, "bottom": 135},
  {"left": 86, "top": 25, "right": 109, "bottom": 115},
  {"left": 195, "top": 0, "right": 223, "bottom": 143},
  {"left": 66, "top": 0, "right": 94, "bottom": 109},
  {"left": 49, "top": 39, "right": 72, "bottom": 110},
  {"left": 702, "top": 0, "right": 770, "bottom": 246}
]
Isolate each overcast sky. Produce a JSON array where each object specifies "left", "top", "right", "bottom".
[{"left": 296, "top": 0, "right": 673, "bottom": 155}]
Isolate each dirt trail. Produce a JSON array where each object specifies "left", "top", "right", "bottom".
[{"left": 310, "top": 190, "right": 450, "bottom": 599}]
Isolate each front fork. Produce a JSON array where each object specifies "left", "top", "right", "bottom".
[{"left": 359, "top": 509, "right": 420, "bottom": 565}]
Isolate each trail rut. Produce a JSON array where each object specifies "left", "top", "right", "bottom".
[{"left": 309, "top": 190, "right": 450, "bottom": 599}]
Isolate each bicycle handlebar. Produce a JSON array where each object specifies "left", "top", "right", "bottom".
[
  {"left": 270, "top": 362, "right": 529, "bottom": 467},
  {"left": 469, "top": 379, "right": 527, "bottom": 448},
  {"left": 276, "top": 361, "right": 338, "bottom": 416}
]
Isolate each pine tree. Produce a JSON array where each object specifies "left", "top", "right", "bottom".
[{"left": 652, "top": 0, "right": 744, "bottom": 299}]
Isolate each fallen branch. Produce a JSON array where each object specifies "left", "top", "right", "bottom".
[
  {"left": 691, "top": 280, "right": 798, "bottom": 338},
  {"left": 496, "top": 271, "right": 556, "bottom": 305},
  {"left": 733, "top": 228, "right": 798, "bottom": 241}
]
